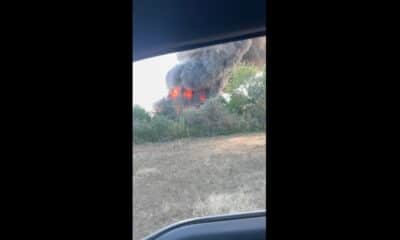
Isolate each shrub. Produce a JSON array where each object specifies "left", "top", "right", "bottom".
[
  {"left": 154, "top": 98, "right": 178, "bottom": 120},
  {"left": 181, "top": 97, "right": 244, "bottom": 137},
  {"left": 224, "top": 64, "right": 260, "bottom": 94},
  {"left": 133, "top": 119, "right": 153, "bottom": 143},
  {"left": 134, "top": 115, "right": 185, "bottom": 143},
  {"left": 148, "top": 115, "right": 178, "bottom": 142},
  {"left": 245, "top": 71, "right": 266, "bottom": 130},
  {"left": 132, "top": 64, "right": 266, "bottom": 144},
  {"left": 181, "top": 108, "right": 208, "bottom": 137},
  {"left": 226, "top": 92, "right": 252, "bottom": 115},
  {"left": 133, "top": 105, "right": 151, "bottom": 121}
]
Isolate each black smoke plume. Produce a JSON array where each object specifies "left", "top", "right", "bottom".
[{"left": 155, "top": 36, "right": 266, "bottom": 111}]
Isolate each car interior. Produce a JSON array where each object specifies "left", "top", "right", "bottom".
[{"left": 133, "top": 0, "right": 266, "bottom": 239}]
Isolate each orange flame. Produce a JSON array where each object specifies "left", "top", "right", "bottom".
[
  {"left": 183, "top": 88, "right": 193, "bottom": 100},
  {"left": 169, "top": 86, "right": 181, "bottom": 99}
]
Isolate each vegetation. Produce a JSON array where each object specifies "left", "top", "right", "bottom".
[
  {"left": 223, "top": 64, "right": 260, "bottom": 94},
  {"left": 133, "top": 64, "right": 266, "bottom": 144}
]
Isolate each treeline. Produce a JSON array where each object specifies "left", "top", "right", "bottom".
[{"left": 133, "top": 64, "right": 266, "bottom": 144}]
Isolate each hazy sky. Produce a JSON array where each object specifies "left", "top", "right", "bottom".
[{"left": 133, "top": 53, "right": 178, "bottom": 111}]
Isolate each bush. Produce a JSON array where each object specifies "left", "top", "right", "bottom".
[
  {"left": 133, "top": 97, "right": 253, "bottom": 143},
  {"left": 181, "top": 97, "right": 244, "bottom": 137},
  {"left": 181, "top": 108, "right": 207, "bottom": 136},
  {"left": 224, "top": 64, "right": 260, "bottom": 94},
  {"left": 134, "top": 116, "right": 180, "bottom": 143},
  {"left": 133, "top": 119, "right": 153, "bottom": 143},
  {"left": 225, "top": 66, "right": 266, "bottom": 131},
  {"left": 226, "top": 92, "right": 251, "bottom": 115},
  {"left": 133, "top": 65, "right": 266, "bottom": 144},
  {"left": 154, "top": 98, "right": 178, "bottom": 120},
  {"left": 245, "top": 71, "right": 266, "bottom": 130},
  {"left": 133, "top": 105, "right": 151, "bottom": 121},
  {"left": 149, "top": 115, "right": 178, "bottom": 141}
]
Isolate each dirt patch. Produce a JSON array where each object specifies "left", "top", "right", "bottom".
[{"left": 133, "top": 132, "right": 266, "bottom": 239}]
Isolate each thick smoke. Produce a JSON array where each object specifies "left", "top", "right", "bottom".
[
  {"left": 166, "top": 36, "right": 266, "bottom": 96},
  {"left": 241, "top": 37, "right": 266, "bottom": 67},
  {"left": 154, "top": 37, "right": 266, "bottom": 112}
]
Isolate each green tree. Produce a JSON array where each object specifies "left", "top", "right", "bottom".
[
  {"left": 224, "top": 64, "right": 260, "bottom": 94},
  {"left": 133, "top": 105, "right": 151, "bottom": 121},
  {"left": 244, "top": 70, "right": 266, "bottom": 130},
  {"left": 226, "top": 92, "right": 251, "bottom": 115}
]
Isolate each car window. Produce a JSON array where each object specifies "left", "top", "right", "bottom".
[{"left": 133, "top": 36, "right": 266, "bottom": 240}]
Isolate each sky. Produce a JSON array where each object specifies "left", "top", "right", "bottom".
[{"left": 133, "top": 53, "right": 178, "bottom": 112}]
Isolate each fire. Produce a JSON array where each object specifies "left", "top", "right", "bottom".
[
  {"left": 169, "top": 86, "right": 181, "bottom": 99},
  {"left": 168, "top": 86, "right": 207, "bottom": 105},
  {"left": 183, "top": 88, "right": 193, "bottom": 100}
]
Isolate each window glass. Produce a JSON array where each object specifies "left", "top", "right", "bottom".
[{"left": 133, "top": 36, "right": 266, "bottom": 240}]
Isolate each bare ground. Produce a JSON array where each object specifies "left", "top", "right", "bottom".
[{"left": 133, "top": 132, "right": 266, "bottom": 239}]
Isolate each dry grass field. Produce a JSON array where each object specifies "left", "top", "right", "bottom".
[{"left": 133, "top": 132, "right": 266, "bottom": 239}]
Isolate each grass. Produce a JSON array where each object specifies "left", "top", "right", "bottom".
[{"left": 133, "top": 132, "right": 266, "bottom": 239}]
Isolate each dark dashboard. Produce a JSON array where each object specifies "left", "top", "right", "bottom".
[{"left": 133, "top": 0, "right": 266, "bottom": 61}]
